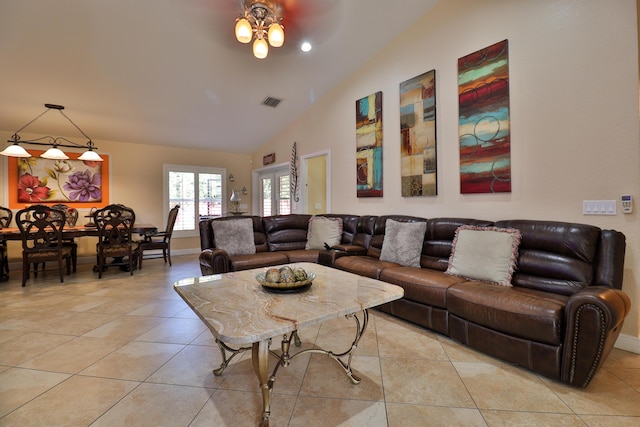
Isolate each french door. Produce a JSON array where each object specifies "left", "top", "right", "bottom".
[{"left": 258, "top": 167, "right": 290, "bottom": 216}]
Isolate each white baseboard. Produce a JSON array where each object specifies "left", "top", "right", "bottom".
[{"left": 615, "top": 333, "right": 640, "bottom": 354}]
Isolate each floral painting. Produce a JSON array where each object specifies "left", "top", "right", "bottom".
[
  {"left": 458, "top": 39, "right": 511, "bottom": 193},
  {"left": 356, "top": 91, "right": 383, "bottom": 197},
  {"left": 8, "top": 151, "right": 110, "bottom": 209}
]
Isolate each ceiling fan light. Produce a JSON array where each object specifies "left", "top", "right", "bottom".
[
  {"left": 235, "top": 18, "right": 253, "bottom": 43},
  {"left": 267, "top": 23, "right": 284, "bottom": 47},
  {"left": 41, "top": 147, "right": 69, "bottom": 160},
  {"left": 253, "top": 37, "right": 268, "bottom": 59},
  {"left": 78, "top": 149, "right": 104, "bottom": 162},
  {"left": 0, "top": 143, "right": 32, "bottom": 157}
]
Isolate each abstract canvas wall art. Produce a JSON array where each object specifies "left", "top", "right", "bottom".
[
  {"left": 356, "top": 91, "right": 383, "bottom": 197},
  {"left": 458, "top": 39, "right": 511, "bottom": 193},
  {"left": 399, "top": 70, "right": 437, "bottom": 197}
]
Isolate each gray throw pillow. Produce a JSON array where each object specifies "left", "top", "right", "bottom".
[
  {"left": 379, "top": 219, "right": 426, "bottom": 267},
  {"left": 211, "top": 218, "right": 256, "bottom": 256}
]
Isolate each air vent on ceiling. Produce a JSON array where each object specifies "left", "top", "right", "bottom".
[{"left": 262, "top": 96, "right": 282, "bottom": 108}]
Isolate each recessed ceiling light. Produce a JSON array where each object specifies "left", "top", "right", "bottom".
[{"left": 300, "top": 42, "right": 312, "bottom": 52}]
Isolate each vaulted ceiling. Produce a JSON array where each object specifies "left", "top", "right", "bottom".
[{"left": 0, "top": 0, "right": 440, "bottom": 154}]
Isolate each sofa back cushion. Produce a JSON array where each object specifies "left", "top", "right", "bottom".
[
  {"left": 352, "top": 215, "right": 377, "bottom": 249},
  {"left": 263, "top": 214, "right": 312, "bottom": 251},
  {"left": 494, "top": 219, "right": 601, "bottom": 295},
  {"left": 422, "top": 218, "right": 494, "bottom": 271}
]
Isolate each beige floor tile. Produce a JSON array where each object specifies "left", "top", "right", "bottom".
[
  {"left": 0, "top": 368, "right": 70, "bottom": 418},
  {"left": 438, "top": 335, "right": 504, "bottom": 364},
  {"left": 543, "top": 369, "right": 640, "bottom": 416},
  {"left": 289, "top": 396, "right": 387, "bottom": 427},
  {"left": 375, "top": 314, "right": 449, "bottom": 360},
  {"left": 386, "top": 403, "right": 487, "bottom": 427},
  {"left": 481, "top": 410, "right": 586, "bottom": 426},
  {"left": 315, "top": 314, "right": 379, "bottom": 357},
  {"left": 84, "top": 297, "right": 152, "bottom": 315},
  {"left": 191, "top": 329, "right": 218, "bottom": 346},
  {"left": 134, "top": 317, "right": 207, "bottom": 344},
  {"left": 127, "top": 298, "right": 190, "bottom": 317},
  {"left": 579, "top": 415, "right": 640, "bottom": 426},
  {"left": 299, "top": 354, "right": 383, "bottom": 401},
  {"left": 454, "top": 361, "right": 571, "bottom": 413},
  {"left": 603, "top": 348, "right": 640, "bottom": 369},
  {"left": 0, "top": 375, "right": 138, "bottom": 426},
  {"left": 220, "top": 347, "right": 312, "bottom": 395},
  {"left": 380, "top": 358, "right": 475, "bottom": 407},
  {"left": 80, "top": 341, "right": 184, "bottom": 381},
  {"left": 0, "top": 329, "right": 25, "bottom": 344},
  {"left": 190, "top": 389, "right": 296, "bottom": 427},
  {"left": 91, "top": 382, "right": 212, "bottom": 427},
  {"left": 605, "top": 367, "right": 640, "bottom": 391},
  {"left": 37, "top": 311, "right": 121, "bottom": 335},
  {"left": 82, "top": 315, "right": 164, "bottom": 341},
  {"left": 18, "top": 336, "right": 126, "bottom": 374},
  {"left": 0, "top": 332, "right": 75, "bottom": 366},
  {"left": 47, "top": 295, "right": 113, "bottom": 312},
  {"left": 146, "top": 344, "right": 228, "bottom": 388}
]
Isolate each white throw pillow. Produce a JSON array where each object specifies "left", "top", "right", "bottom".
[
  {"left": 211, "top": 218, "right": 256, "bottom": 256},
  {"left": 445, "top": 226, "right": 521, "bottom": 286},
  {"left": 305, "top": 216, "right": 343, "bottom": 250},
  {"left": 379, "top": 219, "right": 426, "bottom": 267}
]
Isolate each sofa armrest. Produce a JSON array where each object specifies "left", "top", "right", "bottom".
[
  {"left": 199, "top": 248, "right": 230, "bottom": 275},
  {"left": 562, "top": 286, "right": 631, "bottom": 387},
  {"left": 318, "top": 245, "right": 367, "bottom": 267},
  {"left": 331, "top": 244, "right": 367, "bottom": 255}
]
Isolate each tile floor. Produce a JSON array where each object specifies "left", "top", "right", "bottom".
[{"left": 1, "top": 255, "right": 640, "bottom": 426}]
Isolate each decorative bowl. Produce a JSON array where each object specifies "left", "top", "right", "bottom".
[{"left": 256, "top": 272, "right": 316, "bottom": 293}]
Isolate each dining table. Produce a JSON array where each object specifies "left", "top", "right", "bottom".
[{"left": 0, "top": 223, "right": 158, "bottom": 281}]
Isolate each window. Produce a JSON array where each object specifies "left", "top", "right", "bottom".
[
  {"left": 164, "top": 165, "right": 226, "bottom": 237},
  {"left": 258, "top": 167, "right": 290, "bottom": 216}
]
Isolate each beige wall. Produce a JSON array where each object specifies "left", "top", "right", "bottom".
[
  {"left": 253, "top": 0, "right": 640, "bottom": 344},
  {"left": 306, "top": 155, "right": 327, "bottom": 214},
  {"left": 1, "top": 134, "right": 253, "bottom": 257}
]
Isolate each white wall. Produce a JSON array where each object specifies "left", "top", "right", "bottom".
[{"left": 253, "top": 0, "right": 640, "bottom": 344}]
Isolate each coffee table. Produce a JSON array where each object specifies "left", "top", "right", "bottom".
[{"left": 174, "top": 262, "right": 403, "bottom": 426}]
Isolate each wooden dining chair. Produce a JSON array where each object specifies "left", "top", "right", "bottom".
[
  {"left": 15, "top": 205, "right": 73, "bottom": 287},
  {"left": 0, "top": 206, "right": 12, "bottom": 279},
  {"left": 139, "top": 204, "right": 180, "bottom": 269},
  {"left": 51, "top": 204, "right": 79, "bottom": 272},
  {"left": 93, "top": 204, "right": 139, "bottom": 278}
]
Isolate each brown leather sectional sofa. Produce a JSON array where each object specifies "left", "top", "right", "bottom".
[{"left": 199, "top": 214, "right": 631, "bottom": 387}]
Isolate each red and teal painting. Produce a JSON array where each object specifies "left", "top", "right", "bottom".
[
  {"left": 355, "top": 91, "right": 383, "bottom": 197},
  {"left": 458, "top": 39, "right": 511, "bottom": 193}
]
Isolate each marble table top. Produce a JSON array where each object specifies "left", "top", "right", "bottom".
[{"left": 174, "top": 262, "right": 404, "bottom": 345}]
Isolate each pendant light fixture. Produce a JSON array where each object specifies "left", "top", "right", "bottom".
[{"left": 0, "top": 104, "right": 103, "bottom": 161}]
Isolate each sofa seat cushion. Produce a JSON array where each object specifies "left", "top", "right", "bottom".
[
  {"left": 334, "top": 255, "right": 399, "bottom": 279},
  {"left": 447, "top": 282, "right": 569, "bottom": 345},
  {"left": 380, "top": 266, "right": 468, "bottom": 308},
  {"left": 285, "top": 249, "right": 321, "bottom": 263},
  {"left": 230, "top": 252, "right": 289, "bottom": 272}
]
